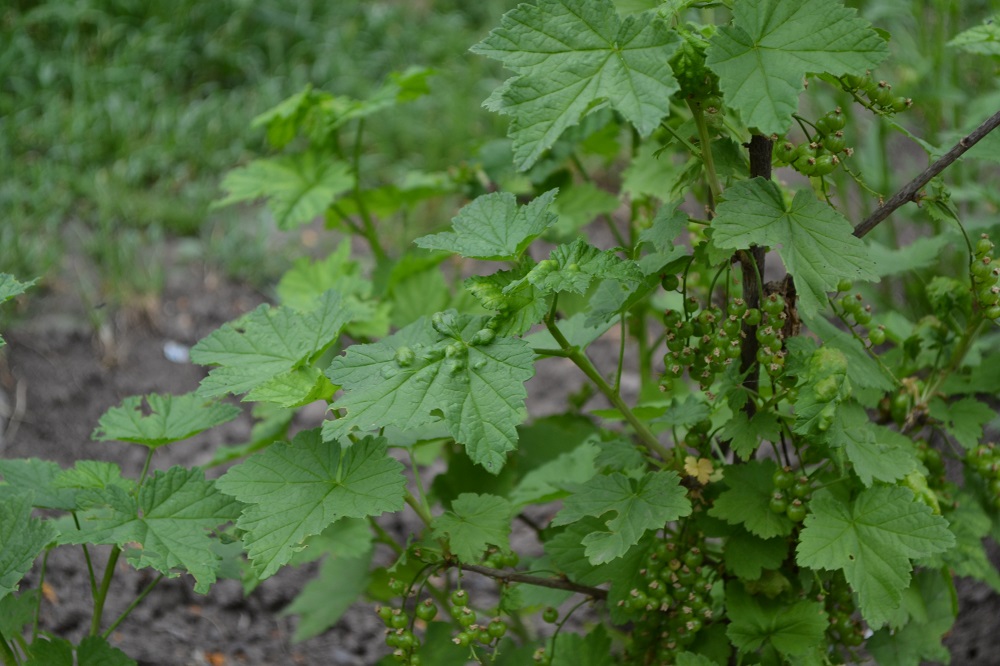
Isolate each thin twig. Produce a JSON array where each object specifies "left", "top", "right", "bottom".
[
  {"left": 853, "top": 108, "right": 1000, "bottom": 238},
  {"left": 455, "top": 562, "right": 608, "bottom": 600}
]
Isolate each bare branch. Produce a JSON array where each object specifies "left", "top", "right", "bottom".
[
  {"left": 455, "top": 562, "right": 608, "bottom": 600},
  {"left": 853, "top": 108, "right": 1000, "bottom": 238}
]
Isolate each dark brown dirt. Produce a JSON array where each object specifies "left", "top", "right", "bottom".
[{"left": 2, "top": 249, "right": 999, "bottom": 665}]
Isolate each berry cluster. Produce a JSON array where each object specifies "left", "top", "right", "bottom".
[
  {"left": 967, "top": 443, "right": 1000, "bottom": 510},
  {"left": 971, "top": 234, "right": 1000, "bottom": 321},
  {"left": 447, "top": 589, "right": 508, "bottom": 651},
  {"left": 661, "top": 298, "right": 750, "bottom": 392},
  {"left": 375, "top": 578, "right": 426, "bottom": 666},
  {"left": 774, "top": 108, "right": 848, "bottom": 177},
  {"left": 755, "top": 293, "right": 788, "bottom": 376},
  {"left": 831, "top": 281, "right": 886, "bottom": 346},
  {"left": 841, "top": 72, "right": 912, "bottom": 113},
  {"left": 621, "top": 537, "right": 717, "bottom": 665},
  {"left": 375, "top": 581, "right": 509, "bottom": 664},
  {"left": 769, "top": 466, "right": 812, "bottom": 523}
]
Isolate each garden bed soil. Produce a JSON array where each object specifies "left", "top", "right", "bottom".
[{"left": 2, "top": 255, "right": 999, "bottom": 665}]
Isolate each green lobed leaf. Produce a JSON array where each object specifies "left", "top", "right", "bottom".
[
  {"left": 465, "top": 264, "right": 549, "bottom": 337},
  {"left": 290, "top": 517, "right": 374, "bottom": 566},
  {"left": 544, "top": 517, "right": 651, "bottom": 623},
  {"left": 723, "top": 531, "right": 789, "bottom": 580},
  {"left": 831, "top": 404, "right": 918, "bottom": 486},
  {"left": 0, "top": 589, "right": 40, "bottom": 637},
  {"left": 216, "top": 431, "right": 405, "bottom": 579},
  {"left": 53, "top": 461, "right": 133, "bottom": 493},
  {"left": 324, "top": 312, "right": 535, "bottom": 473},
  {"left": 60, "top": 467, "right": 240, "bottom": 593},
  {"left": 215, "top": 151, "right": 354, "bottom": 230},
  {"left": 91, "top": 392, "right": 240, "bottom": 449},
  {"left": 867, "top": 569, "right": 956, "bottom": 666},
  {"left": 793, "top": 347, "right": 850, "bottom": 436},
  {"left": 432, "top": 493, "right": 513, "bottom": 562},
  {"left": 796, "top": 486, "right": 955, "bottom": 627},
  {"left": 719, "top": 411, "right": 781, "bottom": 461},
  {"left": 0, "top": 458, "right": 77, "bottom": 511},
  {"left": 282, "top": 551, "right": 373, "bottom": 642},
  {"left": 705, "top": 0, "right": 888, "bottom": 135},
  {"left": 927, "top": 492, "right": 1000, "bottom": 592},
  {"left": 0, "top": 494, "right": 58, "bottom": 603},
  {"left": 725, "top": 581, "right": 827, "bottom": 657},
  {"left": 76, "top": 636, "right": 137, "bottom": 666},
  {"left": 414, "top": 190, "right": 558, "bottom": 260},
  {"left": 948, "top": 15, "right": 1000, "bottom": 56},
  {"left": 709, "top": 460, "right": 794, "bottom": 539},
  {"left": 799, "top": 310, "right": 896, "bottom": 392},
  {"left": 551, "top": 470, "right": 691, "bottom": 564},
  {"left": 472, "top": 0, "right": 680, "bottom": 170},
  {"left": 550, "top": 626, "right": 615, "bottom": 666},
  {"left": 929, "top": 396, "right": 995, "bottom": 449},
  {"left": 191, "top": 290, "right": 352, "bottom": 402},
  {"left": 506, "top": 238, "right": 642, "bottom": 297},
  {"left": 711, "top": 179, "right": 878, "bottom": 317}
]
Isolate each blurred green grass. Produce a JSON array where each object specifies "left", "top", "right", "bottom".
[
  {"left": 1, "top": 0, "right": 514, "bottom": 298},
  {"left": 1, "top": 0, "right": 997, "bottom": 309}
]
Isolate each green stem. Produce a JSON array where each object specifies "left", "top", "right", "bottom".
[
  {"left": 405, "top": 491, "right": 434, "bottom": 528},
  {"left": 102, "top": 574, "right": 164, "bottom": 639},
  {"left": 0, "top": 634, "right": 18, "bottom": 666},
  {"left": 925, "top": 316, "right": 986, "bottom": 400},
  {"left": 90, "top": 546, "right": 121, "bottom": 636},
  {"left": 408, "top": 449, "right": 434, "bottom": 523},
  {"left": 351, "top": 119, "right": 387, "bottom": 261},
  {"left": 687, "top": 99, "right": 723, "bottom": 205},
  {"left": 544, "top": 317, "right": 669, "bottom": 460},
  {"left": 369, "top": 518, "right": 404, "bottom": 555},
  {"left": 137, "top": 449, "right": 154, "bottom": 487},
  {"left": 32, "top": 549, "right": 51, "bottom": 641},
  {"left": 660, "top": 120, "right": 703, "bottom": 158},
  {"left": 72, "top": 513, "right": 98, "bottom": 598}
]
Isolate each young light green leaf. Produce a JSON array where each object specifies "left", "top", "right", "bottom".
[
  {"left": 472, "top": 0, "right": 680, "bottom": 170},
  {"left": 725, "top": 581, "right": 827, "bottom": 657},
  {"left": 794, "top": 347, "right": 851, "bottom": 435},
  {"left": 91, "top": 392, "right": 240, "bottom": 449},
  {"left": 0, "top": 494, "right": 58, "bottom": 603},
  {"left": 215, "top": 151, "right": 353, "bottom": 229},
  {"left": 796, "top": 487, "right": 955, "bottom": 627},
  {"left": 61, "top": 467, "right": 241, "bottom": 593},
  {"left": 929, "top": 396, "right": 995, "bottom": 449},
  {"left": 831, "top": 404, "right": 918, "bottom": 486},
  {"left": 282, "top": 551, "right": 373, "bottom": 642},
  {"left": 709, "top": 460, "right": 793, "bottom": 539},
  {"left": 414, "top": 190, "right": 558, "bottom": 260},
  {"left": 506, "top": 238, "right": 642, "bottom": 297},
  {"left": 216, "top": 431, "right": 404, "bottom": 579},
  {"left": 432, "top": 493, "right": 513, "bottom": 562},
  {"left": 551, "top": 470, "right": 691, "bottom": 564},
  {"left": 711, "top": 179, "right": 877, "bottom": 317},
  {"left": 705, "top": 0, "right": 888, "bottom": 134},
  {"left": 324, "top": 313, "right": 535, "bottom": 473},
  {"left": 191, "top": 290, "right": 352, "bottom": 402}
]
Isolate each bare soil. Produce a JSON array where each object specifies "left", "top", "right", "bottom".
[{"left": 2, "top": 251, "right": 998, "bottom": 665}]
